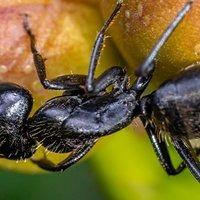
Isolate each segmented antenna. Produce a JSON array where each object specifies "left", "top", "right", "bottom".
[
  {"left": 135, "top": 0, "right": 194, "bottom": 77},
  {"left": 86, "top": 1, "right": 123, "bottom": 92}
]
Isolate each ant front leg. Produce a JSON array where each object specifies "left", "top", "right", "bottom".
[
  {"left": 86, "top": 1, "right": 123, "bottom": 92},
  {"left": 140, "top": 117, "right": 186, "bottom": 175},
  {"left": 23, "top": 15, "right": 87, "bottom": 92},
  {"left": 31, "top": 139, "right": 98, "bottom": 172}
]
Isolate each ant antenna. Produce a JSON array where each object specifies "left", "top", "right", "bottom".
[
  {"left": 86, "top": 1, "right": 123, "bottom": 92},
  {"left": 135, "top": 0, "right": 193, "bottom": 77}
]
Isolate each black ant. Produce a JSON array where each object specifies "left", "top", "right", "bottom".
[{"left": 0, "top": 0, "right": 199, "bottom": 182}]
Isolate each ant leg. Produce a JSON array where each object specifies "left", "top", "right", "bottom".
[
  {"left": 140, "top": 117, "right": 186, "bottom": 175},
  {"left": 136, "top": 1, "right": 193, "bottom": 77},
  {"left": 23, "top": 14, "right": 87, "bottom": 91},
  {"left": 86, "top": 1, "right": 123, "bottom": 92},
  {"left": 93, "top": 66, "right": 127, "bottom": 93},
  {"left": 31, "top": 139, "right": 97, "bottom": 172},
  {"left": 171, "top": 137, "right": 200, "bottom": 182}
]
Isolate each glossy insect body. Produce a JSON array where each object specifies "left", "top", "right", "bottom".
[
  {"left": 0, "top": 83, "right": 36, "bottom": 159},
  {"left": 0, "top": 1, "right": 126, "bottom": 164},
  {"left": 25, "top": 0, "right": 200, "bottom": 180},
  {"left": 149, "top": 66, "right": 200, "bottom": 140},
  {"left": 139, "top": 65, "right": 200, "bottom": 181},
  {"left": 63, "top": 91, "right": 138, "bottom": 137},
  {"left": 29, "top": 95, "right": 84, "bottom": 153},
  {"left": 28, "top": 65, "right": 138, "bottom": 151},
  {"left": 30, "top": 81, "right": 139, "bottom": 140}
]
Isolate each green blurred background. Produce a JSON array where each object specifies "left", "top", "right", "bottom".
[{"left": 0, "top": 163, "right": 105, "bottom": 200}]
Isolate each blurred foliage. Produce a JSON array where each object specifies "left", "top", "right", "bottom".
[{"left": 0, "top": 162, "right": 106, "bottom": 200}]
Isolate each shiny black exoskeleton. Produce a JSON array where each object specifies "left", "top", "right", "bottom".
[
  {"left": 0, "top": 83, "right": 36, "bottom": 159},
  {"left": 0, "top": 0, "right": 199, "bottom": 181}
]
